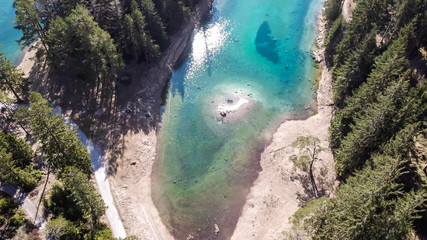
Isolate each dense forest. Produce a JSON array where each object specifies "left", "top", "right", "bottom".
[
  {"left": 1, "top": 0, "right": 202, "bottom": 238},
  {"left": 288, "top": 0, "right": 427, "bottom": 238}
]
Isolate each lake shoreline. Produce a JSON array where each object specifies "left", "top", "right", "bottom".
[{"left": 230, "top": 4, "right": 337, "bottom": 239}]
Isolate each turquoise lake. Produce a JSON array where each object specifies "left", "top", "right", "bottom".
[
  {"left": 152, "top": 0, "right": 323, "bottom": 239},
  {"left": 0, "top": 0, "right": 23, "bottom": 64}
]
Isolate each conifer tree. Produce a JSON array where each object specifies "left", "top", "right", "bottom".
[
  {"left": 333, "top": 0, "right": 389, "bottom": 65},
  {"left": 332, "top": 28, "right": 376, "bottom": 108},
  {"left": 137, "top": 0, "right": 168, "bottom": 49},
  {"left": 45, "top": 216, "right": 79, "bottom": 240},
  {"left": 15, "top": 92, "right": 92, "bottom": 175},
  {"left": 46, "top": 5, "right": 123, "bottom": 90},
  {"left": 14, "top": 0, "right": 48, "bottom": 51},
  {"left": 313, "top": 155, "right": 426, "bottom": 240},
  {"left": 0, "top": 51, "right": 27, "bottom": 102},
  {"left": 0, "top": 149, "right": 39, "bottom": 191},
  {"left": 0, "top": 132, "right": 33, "bottom": 168},
  {"left": 58, "top": 166, "right": 105, "bottom": 232},
  {"left": 330, "top": 23, "right": 412, "bottom": 150},
  {"left": 124, "top": 0, "right": 161, "bottom": 63},
  {"left": 324, "top": 0, "right": 343, "bottom": 23},
  {"left": 335, "top": 77, "right": 410, "bottom": 177}
]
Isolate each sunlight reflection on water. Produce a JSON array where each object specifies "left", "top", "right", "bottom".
[{"left": 188, "top": 20, "right": 231, "bottom": 77}]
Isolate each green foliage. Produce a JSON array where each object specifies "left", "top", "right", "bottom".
[
  {"left": 0, "top": 132, "right": 33, "bottom": 168},
  {"left": 331, "top": 27, "right": 377, "bottom": 107},
  {"left": 93, "top": 223, "right": 115, "bottom": 240},
  {"left": 9, "top": 211, "right": 26, "bottom": 228},
  {"left": 0, "top": 149, "right": 40, "bottom": 191},
  {"left": 333, "top": 0, "right": 389, "bottom": 65},
  {"left": 335, "top": 77, "right": 411, "bottom": 177},
  {"left": 0, "top": 51, "right": 28, "bottom": 102},
  {"left": 46, "top": 5, "right": 123, "bottom": 85},
  {"left": 291, "top": 136, "right": 324, "bottom": 198},
  {"left": 44, "top": 184, "right": 84, "bottom": 222},
  {"left": 153, "top": 0, "right": 189, "bottom": 35},
  {"left": 13, "top": 0, "right": 48, "bottom": 50},
  {"left": 124, "top": 0, "right": 161, "bottom": 63},
  {"left": 136, "top": 0, "right": 169, "bottom": 50},
  {"left": 45, "top": 216, "right": 79, "bottom": 240},
  {"left": 324, "top": 0, "right": 343, "bottom": 23},
  {"left": 0, "top": 195, "right": 18, "bottom": 216},
  {"left": 15, "top": 92, "right": 92, "bottom": 175},
  {"left": 324, "top": 15, "right": 343, "bottom": 48},
  {"left": 291, "top": 154, "right": 426, "bottom": 239},
  {"left": 58, "top": 167, "right": 105, "bottom": 227},
  {"left": 330, "top": 23, "right": 412, "bottom": 150},
  {"left": 316, "top": 156, "right": 426, "bottom": 239}
]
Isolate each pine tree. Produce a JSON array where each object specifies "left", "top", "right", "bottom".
[
  {"left": 313, "top": 155, "right": 426, "bottom": 240},
  {"left": 46, "top": 5, "right": 123, "bottom": 90},
  {"left": 0, "top": 132, "right": 33, "bottom": 168},
  {"left": 324, "top": 0, "right": 343, "bottom": 23},
  {"left": 124, "top": 0, "right": 161, "bottom": 63},
  {"left": 58, "top": 167, "right": 105, "bottom": 232},
  {"left": 333, "top": 0, "right": 389, "bottom": 65},
  {"left": 137, "top": 0, "right": 168, "bottom": 50},
  {"left": 335, "top": 77, "right": 410, "bottom": 177},
  {"left": 14, "top": 0, "right": 48, "bottom": 51},
  {"left": 45, "top": 216, "right": 79, "bottom": 240},
  {"left": 15, "top": 92, "right": 92, "bottom": 175},
  {"left": 0, "top": 149, "right": 39, "bottom": 191},
  {"left": 332, "top": 28, "right": 377, "bottom": 108},
  {"left": 0, "top": 51, "right": 27, "bottom": 102},
  {"left": 329, "top": 23, "right": 412, "bottom": 150}
]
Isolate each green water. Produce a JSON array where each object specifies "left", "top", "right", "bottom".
[{"left": 152, "top": 0, "right": 323, "bottom": 238}]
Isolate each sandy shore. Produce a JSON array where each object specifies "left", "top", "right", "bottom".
[
  {"left": 17, "top": 45, "right": 37, "bottom": 77},
  {"left": 230, "top": 10, "right": 336, "bottom": 239}
]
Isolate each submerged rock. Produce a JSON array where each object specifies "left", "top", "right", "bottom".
[
  {"left": 214, "top": 224, "right": 220, "bottom": 235},
  {"left": 255, "top": 21, "right": 279, "bottom": 63}
]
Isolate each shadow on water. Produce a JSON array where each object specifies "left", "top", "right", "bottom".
[{"left": 255, "top": 21, "right": 279, "bottom": 64}]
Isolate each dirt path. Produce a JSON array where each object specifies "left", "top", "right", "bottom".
[{"left": 0, "top": 184, "right": 46, "bottom": 228}]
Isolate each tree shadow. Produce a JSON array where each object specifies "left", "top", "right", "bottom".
[
  {"left": 294, "top": 166, "right": 334, "bottom": 207},
  {"left": 27, "top": 48, "right": 163, "bottom": 176}
]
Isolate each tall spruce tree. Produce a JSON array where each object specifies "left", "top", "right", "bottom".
[
  {"left": 58, "top": 166, "right": 105, "bottom": 232},
  {"left": 14, "top": 0, "right": 48, "bottom": 51},
  {"left": 330, "top": 23, "right": 412, "bottom": 150},
  {"left": 124, "top": 0, "right": 161, "bottom": 63},
  {"left": 0, "top": 51, "right": 27, "bottom": 102},
  {"left": 0, "top": 149, "right": 39, "bottom": 191},
  {"left": 332, "top": 28, "right": 377, "bottom": 108},
  {"left": 137, "top": 0, "right": 168, "bottom": 50},
  {"left": 15, "top": 92, "right": 92, "bottom": 175},
  {"left": 46, "top": 5, "right": 123, "bottom": 90},
  {"left": 335, "top": 76, "right": 411, "bottom": 177}
]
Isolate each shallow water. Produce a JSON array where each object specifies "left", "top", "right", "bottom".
[
  {"left": 0, "top": 0, "right": 24, "bottom": 64},
  {"left": 152, "top": 0, "right": 323, "bottom": 239}
]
